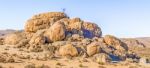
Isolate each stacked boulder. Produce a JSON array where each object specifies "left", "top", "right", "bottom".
[
  {"left": 25, "top": 12, "right": 67, "bottom": 33},
  {"left": 2, "top": 12, "right": 137, "bottom": 63}
]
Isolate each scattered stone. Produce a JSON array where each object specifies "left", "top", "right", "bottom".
[
  {"left": 0, "top": 54, "right": 15, "bottom": 63},
  {"left": 139, "top": 57, "right": 147, "bottom": 64},
  {"left": 28, "top": 44, "right": 43, "bottom": 52}
]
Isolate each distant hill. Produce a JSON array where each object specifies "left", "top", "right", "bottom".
[
  {"left": 136, "top": 37, "right": 150, "bottom": 48},
  {"left": 121, "top": 37, "right": 150, "bottom": 48},
  {"left": 0, "top": 29, "right": 16, "bottom": 37}
]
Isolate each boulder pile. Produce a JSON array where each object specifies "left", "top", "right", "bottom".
[{"left": 1, "top": 12, "right": 138, "bottom": 63}]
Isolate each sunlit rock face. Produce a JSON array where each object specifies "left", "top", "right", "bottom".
[{"left": 24, "top": 12, "right": 102, "bottom": 41}]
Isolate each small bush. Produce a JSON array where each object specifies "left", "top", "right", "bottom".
[{"left": 79, "top": 64, "right": 83, "bottom": 67}]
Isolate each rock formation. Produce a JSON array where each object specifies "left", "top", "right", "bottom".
[{"left": 2, "top": 11, "right": 138, "bottom": 64}]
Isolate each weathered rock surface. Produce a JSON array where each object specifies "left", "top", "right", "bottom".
[
  {"left": 87, "top": 42, "right": 100, "bottom": 56},
  {"left": 45, "top": 21, "right": 66, "bottom": 42},
  {"left": 82, "top": 22, "right": 102, "bottom": 38},
  {"left": 29, "top": 30, "right": 46, "bottom": 45},
  {"left": 93, "top": 53, "right": 111, "bottom": 64},
  {"left": 4, "top": 31, "right": 26, "bottom": 45},
  {"left": 104, "top": 35, "right": 128, "bottom": 51},
  {"left": 59, "top": 43, "right": 78, "bottom": 57},
  {"left": 25, "top": 12, "right": 68, "bottom": 33}
]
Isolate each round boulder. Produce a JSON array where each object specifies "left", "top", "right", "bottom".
[
  {"left": 87, "top": 42, "right": 101, "bottom": 56},
  {"left": 82, "top": 22, "right": 102, "bottom": 38},
  {"left": 45, "top": 21, "right": 66, "bottom": 42},
  {"left": 59, "top": 43, "right": 78, "bottom": 57}
]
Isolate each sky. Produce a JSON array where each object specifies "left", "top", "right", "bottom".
[{"left": 0, "top": 0, "right": 150, "bottom": 38}]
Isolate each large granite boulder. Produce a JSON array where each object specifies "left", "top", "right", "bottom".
[
  {"left": 59, "top": 43, "right": 78, "bottom": 57},
  {"left": 25, "top": 12, "right": 68, "bottom": 33},
  {"left": 45, "top": 21, "right": 66, "bottom": 42}
]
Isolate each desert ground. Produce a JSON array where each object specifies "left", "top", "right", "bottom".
[{"left": 0, "top": 38, "right": 150, "bottom": 68}]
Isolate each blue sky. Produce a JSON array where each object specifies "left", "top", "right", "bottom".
[{"left": 0, "top": 0, "right": 150, "bottom": 38}]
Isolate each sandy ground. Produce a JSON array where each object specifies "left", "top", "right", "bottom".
[
  {"left": 0, "top": 58, "right": 150, "bottom": 68},
  {"left": 0, "top": 45, "right": 150, "bottom": 68}
]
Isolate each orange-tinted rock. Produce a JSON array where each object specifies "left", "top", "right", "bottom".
[
  {"left": 45, "top": 21, "right": 66, "bottom": 42},
  {"left": 104, "top": 35, "right": 128, "bottom": 51},
  {"left": 82, "top": 22, "right": 102, "bottom": 38},
  {"left": 25, "top": 12, "right": 67, "bottom": 33},
  {"left": 59, "top": 43, "right": 78, "bottom": 57},
  {"left": 4, "top": 31, "right": 26, "bottom": 45},
  {"left": 87, "top": 42, "right": 100, "bottom": 56},
  {"left": 29, "top": 31, "right": 46, "bottom": 45}
]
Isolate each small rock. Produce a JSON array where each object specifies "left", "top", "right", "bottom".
[{"left": 139, "top": 57, "right": 147, "bottom": 65}]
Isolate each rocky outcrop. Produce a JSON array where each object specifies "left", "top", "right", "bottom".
[{"left": 1, "top": 11, "right": 139, "bottom": 64}]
